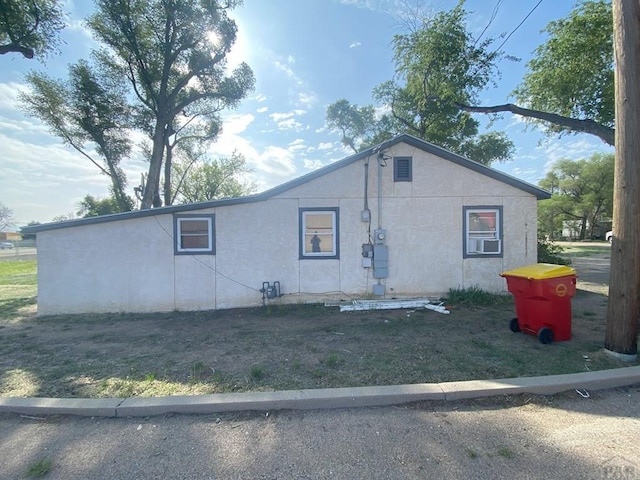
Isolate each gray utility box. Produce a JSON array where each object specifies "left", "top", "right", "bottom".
[{"left": 373, "top": 244, "right": 389, "bottom": 278}]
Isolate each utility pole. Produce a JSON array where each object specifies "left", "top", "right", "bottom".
[{"left": 605, "top": 0, "right": 640, "bottom": 360}]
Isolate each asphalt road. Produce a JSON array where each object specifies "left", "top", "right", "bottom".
[{"left": 2, "top": 386, "right": 639, "bottom": 480}]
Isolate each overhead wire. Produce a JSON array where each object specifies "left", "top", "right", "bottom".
[
  {"left": 474, "top": 0, "right": 504, "bottom": 47},
  {"left": 494, "top": 0, "right": 544, "bottom": 52}
]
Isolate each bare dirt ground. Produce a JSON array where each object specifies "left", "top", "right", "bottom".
[{"left": 0, "top": 246, "right": 634, "bottom": 399}]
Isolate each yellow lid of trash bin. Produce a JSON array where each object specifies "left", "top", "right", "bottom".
[{"left": 500, "top": 263, "right": 576, "bottom": 280}]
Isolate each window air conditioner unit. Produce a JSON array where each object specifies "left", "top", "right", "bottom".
[{"left": 469, "top": 238, "right": 501, "bottom": 254}]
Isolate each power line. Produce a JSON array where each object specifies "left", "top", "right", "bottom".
[
  {"left": 495, "top": 0, "right": 544, "bottom": 52},
  {"left": 475, "top": 0, "right": 504, "bottom": 46}
]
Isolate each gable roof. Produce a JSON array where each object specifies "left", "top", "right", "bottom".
[{"left": 23, "top": 134, "right": 550, "bottom": 234}]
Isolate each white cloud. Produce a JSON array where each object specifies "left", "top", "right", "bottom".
[
  {"left": 256, "top": 106, "right": 268, "bottom": 113},
  {"left": 297, "top": 91, "right": 317, "bottom": 108},
  {"left": 349, "top": 41, "right": 362, "bottom": 48},
  {"left": 303, "top": 159, "right": 328, "bottom": 170},
  {"left": 277, "top": 118, "right": 304, "bottom": 131},
  {"left": 254, "top": 93, "right": 267, "bottom": 103},
  {"left": 269, "top": 110, "right": 306, "bottom": 131},
  {"left": 274, "top": 60, "right": 301, "bottom": 85},
  {"left": 540, "top": 138, "right": 613, "bottom": 170},
  {"left": 222, "top": 113, "right": 256, "bottom": 135},
  {"left": 317, "top": 142, "right": 334, "bottom": 151},
  {"left": 0, "top": 82, "right": 27, "bottom": 110},
  {"left": 255, "top": 146, "right": 297, "bottom": 177},
  {"left": 288, "top": 138, "right": 307, "bottom": 152}
]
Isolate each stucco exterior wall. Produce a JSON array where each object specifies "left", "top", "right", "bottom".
[
  {"left": 37, "top": 216, "right": 177, "bottom": 314},
  {"left": 35, "top": 140, "right": 540, "bottom": 315}
]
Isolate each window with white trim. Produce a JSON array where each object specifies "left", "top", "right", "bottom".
[
  {"left": 463, "top": 206, "right": 502, "bottom": 257},
  {"left": 299, "top": 208, "right": 339, "bottom": 259},
  {"left": 174, "top": 214, "right": 215, "bottom": 255}
]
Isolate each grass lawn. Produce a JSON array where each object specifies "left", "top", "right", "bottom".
[
  {"left": 555, "top": 241, "right": 611, "bottom": 257},
  {"left": 0, "top": 257, "right": 635, "bottom": 399}
]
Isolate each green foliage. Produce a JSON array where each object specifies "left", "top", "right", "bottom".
[
  {"left": 323, "top": 352, "right": 341, "bottom": 368},
  {"left": 88, "top": 0, "right": 255, "bottom": 209},
  {"left": 249, "top": 364, "right": 265, "bottom": 381},
  {"left": 25, "top": 457, "right": 52, "bottom": 478},
  {"left": 380, "top": 2, "right": 515, "bottom": 164},
  {"left": 326, "top": 2, "right": 514, "bottom": 165},
  {"left": 538, "top": 153, "right": 614, "bottom": 240},
  {"left": 515, "top": 0, "right": 613, "bottom": 133},
  {"left": 0, "top": 0, "right": 65, "bottom": 59},
  {"left": 20, "top": 61, "right": 134, "bottom": 211},
  {"left": 77, "top": 194, "right": 133, "bottom": 217},
  {"left": 445, "top": 286, "right": 511, "bottom": 306},
  {"left": 537, "top": 237, "right": 571, "bottom": 265},
  {"left": 325, "top": 99, "right": 379, "bottom": 153},
  {"left": 173, "top": 152, "right": 256, "bottom": 204}
]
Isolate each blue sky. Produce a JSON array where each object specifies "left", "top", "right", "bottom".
[{"left": 0, "top": 0, "right": 613, "bottom": 226}]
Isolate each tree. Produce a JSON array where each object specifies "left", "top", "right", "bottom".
[
  {"left": 173, "top": 152, "right": 256, "bottom": 204},
  {"left": 0, "top": 0, "right": 65, "bottom": 59},
  {"left": 325, "top": 100, "right": 379, "bottom": 154},
  {"left": 458, "top": 0, "right": 614, "bottom": 145},
  {"left": 537, "top": 154, "right": 614, "bottom": 240},
  {"left": 605, "top": 0, "right": 639, "bottom": 358},
  {"left": 20, "top": 60, "right": 135, "bottom": 212},
  {"left": 51, "top": 211, "right": 77, "bottom": 222},
  {"left": 326, "top": 2, "right": 514, "bottom": 165},
  {"left": 0, "top": 202, "right": 15, "bottom": 231},
  {"left": 76, "top": 194, "right": 122, "bottom": 217},
  {"left": 87, "top": 0, "right": 255, "bottom": 209}
]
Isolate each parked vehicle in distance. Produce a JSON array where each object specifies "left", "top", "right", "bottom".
[
  {"left": 606, "top": 231, "right": 613, "bottom": 242},
  {"left": 0, "top": 241, "right": 14, "bottom": 249}
]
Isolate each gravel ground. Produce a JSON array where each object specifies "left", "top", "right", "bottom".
[{"left": 1, "top": 385, "right": 639, "bottom": 480}]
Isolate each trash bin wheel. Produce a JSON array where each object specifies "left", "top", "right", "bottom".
[
  {"left": 537, "top": 327, "right": 554, "bottom": 344},
  {"left": 509, "top": 318, "right": 521, "bottom": 333}
]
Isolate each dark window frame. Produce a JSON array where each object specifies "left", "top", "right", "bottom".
[
  {"left": 462, "top": 206, "right": 503, "bottom": 258},
  {"left": 299, "top": 207, "right": 340, "bottom": 260},
  {"left": 173, "top": 214, "right": 216, "bottom": 255}
]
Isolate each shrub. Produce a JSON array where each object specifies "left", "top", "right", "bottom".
[{"left": 537, "top": 237, "right": 571, "bottom": 265}]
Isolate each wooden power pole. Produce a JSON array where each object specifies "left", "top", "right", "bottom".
[{"left": 605, "top": 0, "right": 640, "bottom": 360}]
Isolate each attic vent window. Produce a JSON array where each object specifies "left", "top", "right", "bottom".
[{"left": 394, "top": 156, "right": 412, "bottom": 182}]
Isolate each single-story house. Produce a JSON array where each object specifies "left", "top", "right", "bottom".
[{"left": 23, "top": 134, "right": 550, "bottom": 315}]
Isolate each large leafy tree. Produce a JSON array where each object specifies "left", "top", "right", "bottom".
[
  {"left": 325, "top": 100, "right": 380, "bottom": 154},
  {"left": 0, "top": 0, "right": 65, "bottom": 59},
  {"left": 173, "top": 152, "right": 256, "bottom": 204},
  {"left": 88, "top": 0, "right": 255, "bottom": 209},
  {"left": 326, "top": 2, "right": 513, "bottom": 165},
  {"left": 20, "top": 60, "right": 135, "bottom": 212},
  {"left": 77, "top": 194, "right": 122, "bottom": 217},
  {"left": 459, "top": 0, "right": 614, "bottom": 145},
  {"left": 538, "top": 154, "right": 614, "bottom": 240}
]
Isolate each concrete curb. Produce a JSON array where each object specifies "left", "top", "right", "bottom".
[{"left": 1, "top": 366, "right": 639, "bottom": 418}]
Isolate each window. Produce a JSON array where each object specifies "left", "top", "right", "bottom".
[
  {"left": 394, "top": 156, "right": 412, "bottom": 182},
  {"left": 174, "top": 214, "right": 215, "bottom": 255},
  {"left": 463, "top": 206, "right": 502, "bottom": 257},
  {"left": 299, "top": 208, "right": 339, "bottom": 259}
]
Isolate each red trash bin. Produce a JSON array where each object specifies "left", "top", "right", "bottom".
[{"left": 500, "top": 263, "right": 577, "bottom": 344}]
